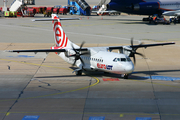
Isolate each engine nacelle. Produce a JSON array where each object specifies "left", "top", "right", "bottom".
[
  {"left": 132, "top": 2, "right": 159, "bottom": 11},
  {"left": 122, "top": 46, "right": 132, "bottom": 57}
]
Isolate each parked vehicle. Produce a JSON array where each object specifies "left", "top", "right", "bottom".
[
  {"left": 44, "top": 7, "right": 53, "bottom": 17},
  {"left": 59, "top": 8, "right": 68, "bottom": 15},
  {"left": 53, "top": 5, "right": 61, "bottom": 14}
]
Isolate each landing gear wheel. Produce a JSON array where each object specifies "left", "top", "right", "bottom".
[
  {"left": 75, "top": 70, "right": 82, "bottom": 76},
  {"left": 142, "top": 18, "right": 150, "bottom": 21},
  {"left": 124, "top": 74, "right": 129, "bottom": 79},
  {"left": 104, "top": 72, "right": 109, "bottom": 74}
]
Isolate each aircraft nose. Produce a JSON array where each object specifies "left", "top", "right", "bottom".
[{"left": 125, "top": 64, "right": 134, "bottom": 73}]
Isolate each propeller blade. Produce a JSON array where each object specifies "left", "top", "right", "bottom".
[
  {"left": 133, "top": 54, "right": 136, "bottom": 65},
  {"left": 71, "top": 44, "right": 78, "bottom": 54},
  {"left": 131, "top": 38, "right": 134, "bottom": 47},
  {"left": 72, "top": 59, "right": 77, "bottom": 66},
  {"left": 80, "top": 41, "right": 85, "bottom": 50},
  {"left": 69, "top": 41, "right": 89, "bottom": 67},
  {"left": 79, "top": 57, "right": 85, "bottom": 65},
  {"left": 134, "top": 42, "right": 144, "bottom": 51},
  {"left": 135, "top": 52, "right": 145, "bottom": 58}
]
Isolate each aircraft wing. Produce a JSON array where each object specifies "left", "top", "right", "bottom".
[
  {"left": 6, "top": 48, "right": 88, "bottom": 53},
  {"left": 6, "top": 42, "right": 175, "bottom": 54},
  {"left": 163, "top": 10, "right": 180, "bottom": 16},
  {"left": 109, "top": 42, "right": 175, "bottom": 50}
]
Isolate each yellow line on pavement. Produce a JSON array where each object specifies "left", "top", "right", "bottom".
[
  {"left": 0, "top": 58, "right": 100, "bottom": 101},
  {"left": 0, "top": 58, "right": 71, "bottom": 70},
  {"left": 0, "top": 77, "right": 99, "bottom": 102}
]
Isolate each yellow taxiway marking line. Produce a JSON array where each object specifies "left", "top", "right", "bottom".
[
  {"left": 0, "top": 58, "right": 71, "bottom": 71},
  {"left": 0, "top": 58, "right": 100, "bottom": 102},
  {"left": 0, "top": 77, "right": 99, "bottom": 102},
  {"left": 1, "top": 58, "right": 179, "bottom": 88},
  {"left": 5, "top": 112, "right": 10, "bottom": 116}
]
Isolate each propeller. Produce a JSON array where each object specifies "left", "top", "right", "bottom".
[
  {"left": 66, "top": 41, "right": 89, "bottom": 66},
  {"left": 126, "top": 38, "right": 145, "bottom": 65}
]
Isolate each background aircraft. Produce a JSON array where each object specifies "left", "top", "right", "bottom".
[
  {"left": 7, "top": 14, "right": 175, "bottom": 79},
  {"left": 107, "top": 0, "right": 180, "bottom": 20}
]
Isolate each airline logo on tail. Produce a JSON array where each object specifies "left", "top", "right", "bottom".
[{"left": 52, "top": 14, "right": 68, "bottom": 49}]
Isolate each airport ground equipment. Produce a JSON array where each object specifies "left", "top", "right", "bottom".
[
  {"left": 36, "top": 7, "right": 46, "bottom": 14},
  {"left": 10, "top": 0, "right": 34, "bottom": 11},
  {"left": 20, "top": 7, "right": 36, "bottom": 17},
  {"left": 4, "top": 11, "right": 17, "bottom": 17},
  {"left": 91, "top": 0, "right": 120, "bottom": 16},
  {"left": 2, "top": 0, "right": 35, "bottom": 17},
  {"left": 149, "top": 15, "right": 170, "bottom": 25},
  {"left": 33, "top": 7, "right": 40, "bottom": 14},
  {"left": 0, "top": 9, "right": 3, "bottom": 17},
  {"left": 68, "top": 0, "right": 91, "bottom": 16},
  {"left": 169, "top": 16, "right": 180, "bottom": 24},
  {"left": 44, "top": 7, "right": 53, "bottom": 17},
  {"left": 53, "top": 5, "right": 61, "bottom": 14},
  {"left": 59, "top": 8, "right": 68, "bottom": 15}
]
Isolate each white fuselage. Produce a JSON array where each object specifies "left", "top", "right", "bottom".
[{"left": 59, "top": 49, "right": 134, "bottom": 75}]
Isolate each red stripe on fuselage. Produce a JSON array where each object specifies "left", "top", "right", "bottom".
[{"left": 160, "top": 8, "right": 175, "bottom": 11}]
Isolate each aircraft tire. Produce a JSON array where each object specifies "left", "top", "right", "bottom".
[
  {"left": 75, "top": 70, "right": 82, "bottom": 76},
  {"left": 124, "top": 74, "right": 129, "bottom": 79},
  {"left": 142, "top": 18, "right": 149, "bottom": 21}
]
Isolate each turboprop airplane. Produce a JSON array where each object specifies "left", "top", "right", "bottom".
[
  {"left": 107, "top": 0, "right": 180, "bottom": 20},
  {"left": 7, "top": 14, "right": 175, "bottom": 79}
]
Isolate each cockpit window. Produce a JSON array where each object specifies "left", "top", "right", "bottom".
[
  {"left": 113, "top": 57, "right": 131, "bottom": 62},
  {"left": 127, "top": 57, "right": 131, "bottom": 62},
  {"left": 121, "top": 58, "right": 126, "bottom": 62},
  {"left": 113, "top": 58, "right": 117, "bottom": 62}
]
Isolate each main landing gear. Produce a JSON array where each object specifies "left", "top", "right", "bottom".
[
  {"left": 75, "top": 70, "right": 82, "bottom": 76},
  {"left": 142, "top": 17, "right": 151, "bottom": 21},
  {"left": 123, "top": 74, "right": 129, "bottom": 79}
]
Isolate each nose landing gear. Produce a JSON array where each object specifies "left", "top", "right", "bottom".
[{"left": 122, "top": 74, "right": 129, "bottom": 79}]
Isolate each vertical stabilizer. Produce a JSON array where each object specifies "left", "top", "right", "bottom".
[{"left": 51, "top": 14, "right": 79, "bottom": 49}]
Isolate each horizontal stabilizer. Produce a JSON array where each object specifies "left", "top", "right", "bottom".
[{"left": 32, "top": 18, "right": 80, "bottom": 22}]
